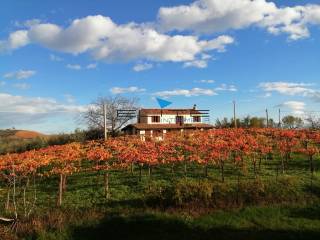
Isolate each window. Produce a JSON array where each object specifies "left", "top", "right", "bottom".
[
  {"left": 176, "top": 116, "right": 184, "bottom": 124},
  {"left": 193, "top": 116, "right": 201, "bottom": 123},
  {"left": 151, "top": 116, "right": 160, "bottom": 123}
]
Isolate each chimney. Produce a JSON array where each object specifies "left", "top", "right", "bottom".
[{"left": 193, "top": 104, "right": 197, "bottom": 110}]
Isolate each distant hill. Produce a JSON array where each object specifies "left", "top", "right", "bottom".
[{"left": 0, "top": 129, "right": 46, "bottom": 139}]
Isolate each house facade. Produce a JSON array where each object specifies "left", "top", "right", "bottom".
[{"left": 122, "top": 105, "right": 214, "bottom": 137}]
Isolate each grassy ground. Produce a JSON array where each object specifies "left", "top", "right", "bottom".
[
  {"left": 30, "top": 205, "right": 320, "bottom": 240},
  {"left": 1, "top": 154, "right": 320, "bottom": 239}
]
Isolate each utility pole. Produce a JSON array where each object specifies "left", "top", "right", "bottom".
[
  {"left": 266, "top": 108, "right": 269, "bottom": 128},
  {"left": 278, "top": 108, "right": 281, "bottom": 128},
  {"left": 103, "top": 103, "right": 108, "bottom": 140},
  {"left": 233, "top": 100, "right": 237, "bottom": 128}
]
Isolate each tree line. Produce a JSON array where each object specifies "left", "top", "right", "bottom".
[{"left": 215, "top": 115, "right": 305, "bottom": 129}]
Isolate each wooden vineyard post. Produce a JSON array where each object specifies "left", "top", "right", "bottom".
[{"left": 58, "top": 174, "right": 63, "bottom": 207}]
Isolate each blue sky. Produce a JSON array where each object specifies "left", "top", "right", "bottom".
[{"left": 1, "top": 0, "right": 320, "bottom": 133}]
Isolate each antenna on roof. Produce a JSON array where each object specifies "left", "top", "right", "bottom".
[{"left": 156, "top": 98, "right": 172, "bottom": 109}]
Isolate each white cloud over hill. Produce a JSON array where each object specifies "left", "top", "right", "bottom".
[{"left": 0, "top": 93, "right": 88, "bottom": 132}]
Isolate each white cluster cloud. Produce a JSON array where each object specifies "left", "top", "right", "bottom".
[
  {"left": 215, "top": 83, "right": 237, "bottom": 92},
  {"left": 261, "top": 92, "right": 272, "bottom": 98},
  {"left": 278, "top": 101, "right": 306, "bottom": 115},
  {"left": 3, "top": 69, "right": 36, "bottom": 79},
  {"left": 0, "top": 93, "right": 88, "bottom": 132},
  {"left": 110, "top": 86, "right": 146, "bottom": 94},
  {"left": 0, "top": 15, "right": 234, "bottom": 67},
  {"left": 0, "top": 1, "right": 319, "bottom": 71},
  {"left": 133, "top": 63, "right": 153, "bottom": 72},
  {"left": 155, "top": 88, "right": 217, "bottom": 97},
  {"left": 89, "top": 23, "right": 234, "bottom": 63},
  {"left": 153, "top": 82, "right": 237, "bottom": 98},
  {"left": 159, "top": 0, "right": 275, "bottom": 32},
  {"left": 86, "top": 63, "right": 97, "bottom": 69},
  {"left": 259, "top": 82, "right": 312, "bottom": 95},
  {"left": 183, "top": 60, "right": 207, "bottom": 68},
  {"left": 158, "top": 0, "right": 320, "bottom": 40},
  {"left": 66, "top": 63, "right": 97, "bottom": 70},
  {"left": 13, "top": 83, "right": 31, "bottom": 90},
  {"left": 64, "top": 94, "right": 76, "bottom": 103},
  {"left": 260, "top": 81, "right": 320, "bottom": 102},
  {"left": 0, "top": 93, "right": 87, "bottom": 114},
  {"left": 15, "top": 19, "right": 42, "bottom": 28},
  {"left": 66, "top": 64, "right": 82, "bottom": 70},
  {"left": 49, "top": 54, "right": 63, "bottom": 61},
  {"left": 0, "top": 30, "right": 30, "bottom": 51},
  {"left": 197, "top": 79, "right": 215, "bottom": 83}
]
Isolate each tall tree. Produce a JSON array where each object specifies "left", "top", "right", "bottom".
[
  {"left": 215, "top": 117, "right": 231, "bottom": 128},
  {"left": 282, "top": 115, "right": 303, "bottom": 129},
  {"left": 268, "top": 118, "right": 276, "bottom": 128},
  {"left": 84, "top": 96, "right": 139, "bottom": 136},
  {"left": 249, "top": 117, "right": 266, "bottom": 128},
  {"left": 241, "top": 115, "right": 251, "bottom": 128}
]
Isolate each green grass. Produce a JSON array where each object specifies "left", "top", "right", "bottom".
[
  {"left": 32, "top": 205, "right": 320, "bottom": 240},
  {"left": 1, "top": 154, "right": 320, "bottom": 239},
  {"left": 26, "top": 156, "right": 320, "bottom": 209}
]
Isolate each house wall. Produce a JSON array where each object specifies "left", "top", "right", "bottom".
[
  {"left": 138, "top": 113, "right": 148, "bottom": 123},
  {"left": 139, "top": 114, "right": 202, "bottom": 124}
]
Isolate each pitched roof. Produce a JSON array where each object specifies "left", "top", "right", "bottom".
[
  {"left": 122, "top": 123, "right": 214, "bottom": 130},
  {"left": 139, "top": 108, "right": 201, "bottom": 115}
]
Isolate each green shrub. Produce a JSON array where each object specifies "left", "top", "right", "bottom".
[
  {"left": 145, "top": 177, "right": 304, "bottom": 209},
  {"left": 264, "top": 176, "right": 301, "bottom": 202},
  {"left": 237, "top": 179, "right": 266, "bottom": 205},
  {"left": 144, "top": 180, "right": 172, "bottom": 206},
  {"left": 212, "top": 182, "right": 235, "bottom": 208},
  {"left": 145, "top": 179, "right": 213, "bottom": 207},
  {"left": 171, "top": 179, "right": 213, "bottom": 206}
]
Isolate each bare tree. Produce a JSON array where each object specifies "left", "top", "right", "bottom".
[
  {"left": 84, "top": 95, "right": 139, "bottom": 136},
  {"left": 305, "top": 114, "right": 320, "bottom": 129}
]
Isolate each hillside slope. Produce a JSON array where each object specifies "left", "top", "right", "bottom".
[{"left": 0, "top": 129, "right": 45, "bottom": 139}]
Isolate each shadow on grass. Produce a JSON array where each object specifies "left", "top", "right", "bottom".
[
  {"left": 106, "top": 198, "right": 146, "bottom": 209},
  {"left": 290, "top": 204, "right": 320, "bottom": 221},
  {"left": 303, "top": 183, "right": 320, "bottom": 198},
  {"left": 71, "top": 214, "right": 320, "bottom": 240}
]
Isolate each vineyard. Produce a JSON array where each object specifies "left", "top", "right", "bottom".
[{"left": 1, "top": 128, "right": 320, "bottom": 239}]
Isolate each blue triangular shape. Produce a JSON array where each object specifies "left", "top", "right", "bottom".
[{"left": 156, "top": 98, "right": 172, "bottom": 109}]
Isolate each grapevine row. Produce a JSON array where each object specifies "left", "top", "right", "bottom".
[{"left": 0, "top": 128, "right": 319, "bottom": 217}]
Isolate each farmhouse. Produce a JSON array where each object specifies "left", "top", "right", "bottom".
[{"left": 122, "top": 105, "right": 214, "bottom": 137}]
